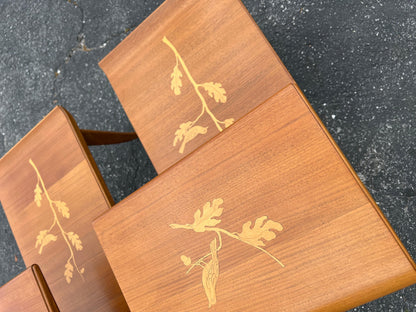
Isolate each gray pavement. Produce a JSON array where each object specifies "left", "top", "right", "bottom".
[{"left": 0, "top": 0, "right": 415, "bottom": 311}]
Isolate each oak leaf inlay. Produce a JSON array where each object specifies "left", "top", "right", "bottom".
[
  {"left": 170, "top": 64, "right": 183, "bottom": 95},
  {"left": 192, "top": 198, "right": 223, "bottom": 232},
  {"left": 55, "top": 200, "right": 70, "bottom": 219},
  {"left": 163, "top": 36, "right": 234, "bottom": 154},
  {"left": 35, "top": 231, "right": 57, "bottom": 255},
  {"left": 238, "top": 216, "right": 283, "bottom": 247},
  {"left": 173, "top": 123, "right": 207, "bottom": 154},
  {"left": 34, "top": 184, "right": 42, "bottom": 207},
  {"left": 201, "top": 82, "right": 227, "bottom": 103},
  {"left": 170, "top": 198, "right": 284, "bottom": 307},
  {"left": 29, "top": 159, "right": 85, "bottom": 284}
]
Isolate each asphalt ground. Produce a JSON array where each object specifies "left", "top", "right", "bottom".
[{"left": 0, "top": 1, "right": 415, "bottom": 310}]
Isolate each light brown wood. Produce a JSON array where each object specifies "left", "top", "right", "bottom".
[
  {"left": 80, "top": 129, "right": 137, "bottom": 146},
  {"left": 0, "top": 107, "right": 129, "bottom": 311},
  {"left": 94, "top": 85, "right": 416, "bottom": 311},
  {"left": 99, "top": 0, "right": 294, "bottom": 173},
  {"left": 0, "top": 265, "right": 59, "bottom": 312}
]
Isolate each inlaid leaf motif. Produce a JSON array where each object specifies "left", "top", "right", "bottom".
[
  {"left": 201, "top": 82, "right": 227, "bottom": 103},
  {"left": 34, "top": 184, "right": 42, "bottom": 207},
  {"left": 224, "top": 118, "right": 234, "bottom": 128},
  {"left": 163, "top": 37, "right": 234, "bottom": 153},
  {"left": 170, "top": 64, "right": 183, "bottom": 95},
  {"left": 64, "top": 261, "right": 74, "bottom": 284},
  {"left": 170, "top": 198, "right": 285, "bottom": 308},
  {"left": 67, "top": 232, "right": 83, "bottom": 251},
  {"left": 186, "top": 126, "right": 208, "bottom": 139},
  {"left": 35, "top": 230, "right": 58, "bottom": 254},
  {"left": 174, "top": 122, "right": 208, "bottom": 154},
  {"left": 180, "top": 125, "right": 208, "bottom": 154},
  {"left": 29, "top": 158, "right": 85, "bottom": 284},
  {"left": 35, "top": 230, "right": 47, "bottom": 249},
  {"left": 181, "top": 255, "right": 191, "bottom": 266},
  {"left": 55, "top": 201, "right": 70, "bottom": 219},
  {"left": 192, "top": 198, "right": 223, "bottom": 232},
  {"left": 238, "top": 216, "right": 283, "bottom": 247},
  {"left": 173, "top": 121, "right": 192, "bottom": 147},
  {"left": 202, "top": 238, "right": 219, "bottom": 308}
]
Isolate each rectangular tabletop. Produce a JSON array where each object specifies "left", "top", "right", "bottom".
[
  {"left": 0, "top": 265, "right": 59, "bottom": 312},
  {"left": 100, "top": 0, "right": 294, "bottom": 173},
  {"left": 94, "top": 85, "right": 416, "bottom": 311},
  {"left": 0, "top": 107, "right": 128, "bottom": 311}
]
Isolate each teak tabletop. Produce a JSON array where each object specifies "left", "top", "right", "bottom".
[
  {"left": 94, "top": 85, "right": 416, "bottom": 311},
  {"left": 0, "top": 107, "right": 128, "bottom": 311},
  {"left": 99, "top": 0, "right": 294, "bottom": 173},
  {"left": 0, "top": 265, "right": 59, "bottom": 312}
]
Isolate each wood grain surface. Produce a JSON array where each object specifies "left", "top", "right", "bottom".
[
  {"left": 0, "top": 265, "right": 59, "bottom": 312},
  {"left": 99, "top": 0, "right": 294, "bottom": 173},
  {"left": 0, "top": 107, "right": 129, "bottom": 311},
  {"left": 94, "top": 85, "right": 416, "bottom": 311}
]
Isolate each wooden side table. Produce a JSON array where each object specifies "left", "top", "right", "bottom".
[
  {"left": 94, "top": 85, "right": 416, "bottom": 311},
  {"left": 0, "top": 265, "right": 59, "bottom": 312},
  {"left": 99, "top": 0, "right": 294, "bottom": 173},
  {"left": 0, "top": 107, "right": 130, "bottom": 311}
]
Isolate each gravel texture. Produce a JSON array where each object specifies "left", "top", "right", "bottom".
[{"left": 0, "top": 0, "right": 415, "bottom": 310}]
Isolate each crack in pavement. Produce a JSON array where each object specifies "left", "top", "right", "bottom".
[
  {"left": 85, "top": 25, "right": 137, "bottom": 51},
  {"left": 51, "top": 0, "right": 138, "bottom": 104},
  {"left": 51, "top": 0, "right": 85, "bottom": 103}
]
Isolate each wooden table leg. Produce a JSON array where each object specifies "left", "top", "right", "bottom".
[{"left": 80, "top": 129, "right": 138, "bottom": 146}]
